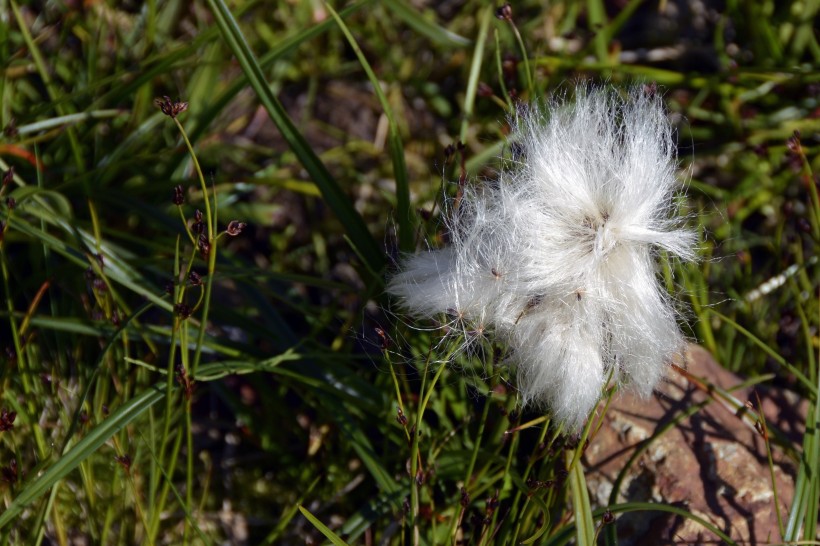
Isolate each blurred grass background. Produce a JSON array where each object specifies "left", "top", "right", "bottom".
[{"left": 0, "top": 0, "right": 819, "bottom": 544}]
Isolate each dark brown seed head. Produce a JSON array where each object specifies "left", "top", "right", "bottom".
[
  {"left": 188, "top": 271, "right": 202, "bottom": 286},
  {"left": 173, "top": 185, "right": 185, "bottom": 206},
  {"left": 460, "top": 487, "right": 470, "bottom": 507},
  {"left": 225, "top": 220, "right": 246, "bottom": 236},
  {"left": 3, "top": 120, "right": 18, "bottom": 139},
  {"left": 375, "top": 327, "right": 390, "bottom": 350},
  {"left": 2, "top": 167, "right": 13, "bottom": 187},
  {"left": 114, "top": 454, "right": 132, "bottom": 471},
  {"left": 198, "top": 233, "right": 211, "bottom": 258},
  {"left": 1, "top": 459, "right": 18, "bottom": 483},
  {"left": 155, "top": 96, "right": 188, "bottom": 118},
  {"left": 175, "top": 303, "right": 192, "bottom": 319},
  {"left": 495, "top": 3, "right": 512, "bottom": 21},
  {"left": 396, "top": 407, "right": 408, "bottom": 426},
  {"left": 0, "top": 408, "right": 16, "bottom": 432}
]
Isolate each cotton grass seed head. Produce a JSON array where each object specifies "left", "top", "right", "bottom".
[{"left": 388, "top": 85, "right": 697, "bottom": 430}]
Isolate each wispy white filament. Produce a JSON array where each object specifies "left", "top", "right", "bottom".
[{"left": 388, "top": 86, "right": 696, "bottom": 429}]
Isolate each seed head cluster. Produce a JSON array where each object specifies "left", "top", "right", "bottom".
[{"left": 388, "top": 86, "right": 697, "bottom": 429}]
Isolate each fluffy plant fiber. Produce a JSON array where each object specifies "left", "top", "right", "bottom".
[{"left": 388, "top": 85, "right": 697, "bottom": 429}]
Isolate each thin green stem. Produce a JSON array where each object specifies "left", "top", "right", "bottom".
[
  {"left": 172, "top": 117, "right": 216, "bottom": 379},
  {"left": 408, "top": 342, "right": 457, "bottom": 545},
  {"left": 507, "top": 20, "right": 534, "bottom": 95},
  {"left": 173, "top": 118, "right": 213, "bottom": 242},
  {"left": 508, "top": 422, "right": 551, "bottom": 544}
]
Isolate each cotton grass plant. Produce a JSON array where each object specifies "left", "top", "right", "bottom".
[{"left": 389, "top": 85, "right": 697, "bottom": 429}]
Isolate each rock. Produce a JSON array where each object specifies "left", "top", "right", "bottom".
[{"left": 584, "top": 345, "right": 807, "bottom": 544}]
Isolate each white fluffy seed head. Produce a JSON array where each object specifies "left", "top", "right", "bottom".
[{"left": 387, "top": 85, "right": 696, "bottom": 430}]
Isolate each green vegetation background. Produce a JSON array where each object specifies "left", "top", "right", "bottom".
[{"left": 0, "top": 0, "right": 818, "bottom": 544}]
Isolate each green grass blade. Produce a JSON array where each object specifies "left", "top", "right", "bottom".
[
  {"left": 382, "top": 0, "right": 470, "bottom": 47},
  {"left": 186, "top": 0, "right": 373, "bottom": 147},
  {"left": 707, "top": 309, "right": 816, "bottom": 396},
  {"left": 0, "top": 386, "right": 166, "bottom": 529},
  {"left": 298, "top": 505, "right": 351, "bottom": 546},
  {"left": 586, "top": 0, "right": 608, "bottom": 62},
  {"left": 324, "top": 1, "right": 414, "bottom": 251},
  {"left": 520, "top": 493, "right": 550, "bottom": 544},
  {"left": 568, "top": 452, "right": 595, "bottom": 546},
  {"left": 203, "top": 0, "right": 385, "bottom": 276},
  {"left": 262, "top": 477, "right": 321, "bottom": 544},
  {"left": 460, "top": 5, "right": 493, "bottom": 142}
]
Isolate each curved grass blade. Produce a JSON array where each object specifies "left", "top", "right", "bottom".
[
  {"left": 707, "top": 309, "right": 816, "bottom": 396},
  {"left": 520, "top": 493, "right": 551, "bottom": 544},
  {"left": 203, "top": 0, "right": 385, "bottom": 277},
  {"left": 298, "top": 505, "right": 351, "bottom": 546},
  {"left": 548, "top": 502, "right": 738, "bottom": 546}
]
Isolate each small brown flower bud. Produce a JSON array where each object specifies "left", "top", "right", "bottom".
[
  {"left": 495, "top": 3, "right": 512, "bottom": 21},
  {"left": 188, "top": 271, "right": 202, "bottom": 286},
  {"left": 192, "top": 210, "right": 205, "bottom": 235},
  {"left": 173, "top": 185, "right": 184, "bottom": 205},
  {"left": 787, "top": 134, "right": 801, "bottom": 154},
  {"left": 1, "top": 458, "right": 18, "bottom": 483},
  {"left": 197, "top": 233, "right": 210, "bottom": 258},
  {"left": 114, "top": 454, "right": 132, "bottom": 471},
  {"left": 375, "top": 327, "right": 390, "bottom": 350},
  {"left": 2, "top": 167, "right": 13, "bottom": 187},
  {"left": 155, "top": 96, "right": 188, "bottom": 118},
  {"left": 6, "top": 198, "right": 14, "bottom": 210},
  {"left": 0, "top": 408, "right": 16, "bottom": 432},
  {"left": 3, "top": 120, "right": 17, "bottom": 139},
  {"left": 460, "top": 487, "right": 470, "bottom": 507},
  {"left": 225, "top": 220, "right": 246, "bottom": 236},
  {"left": 174, "top": 303, "right": 192, "bottom": 319}
]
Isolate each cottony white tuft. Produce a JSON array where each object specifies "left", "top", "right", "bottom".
[{"left": 388, "top": 85, "right": 697, "bottom": 430}]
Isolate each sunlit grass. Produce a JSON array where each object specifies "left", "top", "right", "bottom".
[{"left": 1, "top": 0, "right": 818, "bottom": 544}]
